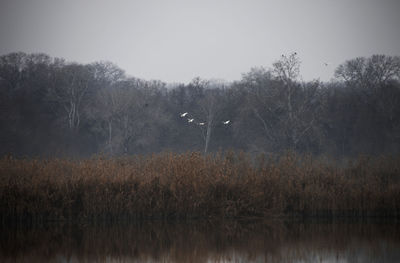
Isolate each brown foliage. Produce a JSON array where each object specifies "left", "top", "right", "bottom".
[{"left": 1, "top": 152, "right": 399, "bottom": 221}]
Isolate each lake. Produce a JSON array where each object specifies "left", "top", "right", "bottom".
[{"left": 1, "top": 219, "right": 399, "bottom": 262}]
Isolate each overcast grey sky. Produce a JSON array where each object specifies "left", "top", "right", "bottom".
[{"left": 1, "top": 0, "right": 399, "bottom": 83}]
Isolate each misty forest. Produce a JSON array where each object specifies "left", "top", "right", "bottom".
[
  {"left": 2, "top": 52, "right": 400, "bottom": 262},
  {"left": 1, "top": 52, "right": 400, "bottom": 158},
  {"left": 2, "top": 0, "right": 400, "bottom": 261},
  {"left": 2, "top": 50, "right": 400, "bottom": 221}
]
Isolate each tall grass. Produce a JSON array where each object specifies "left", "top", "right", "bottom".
[{"left": 1, "top": 152, "right": 399, "bottom": 221}]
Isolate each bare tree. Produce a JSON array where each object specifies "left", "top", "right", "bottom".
[
  {"left": 236, "top": 54, "right": 322, "bottom": 152},
  {"left": 0, "top": 52, "right": 28, "bottom": 92},
  {"left": 48, "top": 63, "right": 94, "bottom": 132},
  {"left": 199, "top": 88, "right": 219, "bottom": 154},
  {"left": 272, "top": 53, "right": 300, "bottom": 123},
  {"left": 85, "top": 62, "right": 125, "bottom": 153},
  {"left": 335, "top": 54, "right": 400, "bottom": 89},
  {"left": 238, "top": 67, "right": 281, "bottom": 151},
  {"left": 272, "top": 53, "right": 323, "bottom": 150},
  {"left": 366, "top": 55, "right": 400, "bottom": 86},
  {"left": 90, "top": 77, "right": 169, "bottom": 155},
  {"left": 335, "top": 55, "right": 400, "bottom": 153},
  {"left": 185, "top": 78, "right": 228, "bottom": 153}
]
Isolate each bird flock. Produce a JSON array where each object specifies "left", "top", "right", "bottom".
[{"left": 180, "top": 112, "right": 230, "bottom": 126}]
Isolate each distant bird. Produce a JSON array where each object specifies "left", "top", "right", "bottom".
[
  {"left": 223, "top": 120, "right": 230, "bottom": 125},
  {"left": 198, "top": 122, "right": 205, "bottom": 126},
  {"left": 294, "top": 52, "right": 297, "bottom": 55},
  {"left": 180, "top": 112, "right": 188, "bottom": 117},
  {"left": 188, "top": 118, "right": 194, "bottom": 123},
  {"left": 324, "top": 62, "right": 329, "bottom": 66}
]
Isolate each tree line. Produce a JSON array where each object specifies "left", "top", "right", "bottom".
[{"left": 0, "top": 52, "right": 399, "bottom": 157}]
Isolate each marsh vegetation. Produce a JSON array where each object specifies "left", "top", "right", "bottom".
[{"left": 1, "top": 152, "right": 399, "bottom": 222}]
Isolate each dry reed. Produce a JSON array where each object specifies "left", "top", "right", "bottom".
[{"left": 0, "top": 152, "right": 399, "bottom": 222}]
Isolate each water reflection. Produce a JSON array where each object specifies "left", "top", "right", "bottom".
[{"left": 1, "top": 220, "right": 399, "bottom": 262}]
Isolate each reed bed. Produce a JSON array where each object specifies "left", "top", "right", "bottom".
[{"left": 0, "top": 152, "right": 399, "bottom": 221}]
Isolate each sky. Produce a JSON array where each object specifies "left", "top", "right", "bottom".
[{"left": 1, "top": 0, "right": 400, "bottom": 83}]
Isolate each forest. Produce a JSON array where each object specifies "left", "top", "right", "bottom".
[
  {"left": 1, "top": 52, "right": 400, "bottom": 221},
  {"left": 0, "top": 52, "right": 400, "bottom": 158}
]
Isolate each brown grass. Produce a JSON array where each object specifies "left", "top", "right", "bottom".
[{"left": 0, "top": 152, "right": 399, "bottom": 221}]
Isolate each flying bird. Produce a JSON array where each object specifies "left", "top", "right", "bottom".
[
  {"left": 188, "top": 118, "right": 194, "bottom": 123},
  {"left": 198, "top": 122, "right": 205, "bottom": 126},
  {"left": 223, "top": 120, "right": 230, "bottom": 125},
  {"left": 180, "top": 112, "right": 188, "bottom": 117},
  {"left": 324, "top": 62, "right": 329, "bottom": 66}
]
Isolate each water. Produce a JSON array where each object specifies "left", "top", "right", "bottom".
[{"left": 1, "top": 220, "right": 399, "bottom": 262}]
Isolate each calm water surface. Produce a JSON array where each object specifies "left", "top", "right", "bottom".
[{"left": 1, "top": 220, "right": 399, "bottom": 262}]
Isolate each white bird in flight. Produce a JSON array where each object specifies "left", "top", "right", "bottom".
[
  {"left": 198, "top": 122, "right": 205, "bottom": 126},
  {"left": 180, "top": 112, "right": 188, "bottom": 117},
  {"left": 223, "top": 120, "right": 230, "bottom": 125},
  {"left": 188, "top": 118, "right": 194, "bottom": 123}
]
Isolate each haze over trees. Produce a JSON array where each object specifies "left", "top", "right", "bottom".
[{"left": 0, "top": 52, "right": 399, "bottom": 157}]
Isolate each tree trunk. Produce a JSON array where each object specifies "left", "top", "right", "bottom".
[{"left": 204, "top": 114, "right": 213, "bottom": 154}]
